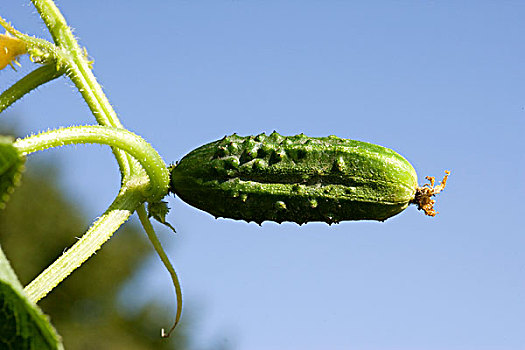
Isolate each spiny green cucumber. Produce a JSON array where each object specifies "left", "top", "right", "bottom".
[{"left": 169, "top": 132, "right": 448, "bottom": 224}]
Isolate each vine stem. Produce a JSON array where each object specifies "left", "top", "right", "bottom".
[
  {"left": 14, "top": 125, "right": 169, "bottom": 202},
  {"left": 29, "top": 0, "right": 135, "bottom": 178},
  {"left": 1, "top": 9, "right": 134, "bottom": 178},
  {"left": 24, "top": 186, "right": 144, "bottom": 303},
  {"left": 136, "top": 205, "right": 182, "bottom": 338},
  {"left": 0, "top": 64, "right": 64, "bottom": 113},
  {"left": 0, "top": 15, "right": 58, "bottom": 56},
  {"left": 3, "top": 0, "right": 183, "bottom": 331},
  {"left": 29, "top": 0, "right": 118, "bottom": 126}
]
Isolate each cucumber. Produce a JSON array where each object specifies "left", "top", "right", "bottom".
[{"left": 170, "top": 132, "right": 448, "bottom": 224}]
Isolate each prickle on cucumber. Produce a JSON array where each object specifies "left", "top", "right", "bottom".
[{"left": 169, "top": 132, "right": 449, "bottom": 225}]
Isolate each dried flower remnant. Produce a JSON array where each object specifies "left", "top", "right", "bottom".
[
  {"left": 0, "top": 33, "right": 27, "bottom": 70},
  {"left": 412, "top": 170, "right": 450, "bottom": 216}
]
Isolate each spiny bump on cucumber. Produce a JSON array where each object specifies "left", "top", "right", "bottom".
[{"left": 169, "top": 132, "right": 449, "bottom": 224}]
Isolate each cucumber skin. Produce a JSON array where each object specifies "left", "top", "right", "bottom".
[{"left": 170, "top": 132, "right": 418, "bottom": 224}]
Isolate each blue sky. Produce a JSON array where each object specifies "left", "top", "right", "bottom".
[{"left": 2, "top": 1, "right": 525, "bottom": 349}]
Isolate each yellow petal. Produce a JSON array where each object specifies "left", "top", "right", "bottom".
[{"left": 0, "top": 33, "right": 27, "bottom": 70}]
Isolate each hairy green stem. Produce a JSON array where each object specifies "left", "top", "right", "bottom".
[
  {"left": 29, "top": 0, "right": 80, "bottom": 52},
  {"left": 29, "top": 0, "right": 134, "bottom": 177},
  {"left": 3, "top": 1, "right": 181, "bottom": 328},
  {"left": 136, "top": 205, "right": 182, "bottom": 338},
  {"left": 64, "top": 60, "right": 135, "bottom": 178},
  {"left": 24, "top": 186, "right": 144, "bottom": 303},
  {"left": 0, "top": 15, "right": 57, "bottom": 55},
  {"left": 1, "top": 10, "right": 133, "bottom": 177},
  {"left": 14, "top": 125, "right": 169, "bottom": 201},
  {"left": 0, "top": 64, "right": 64, "bottom": 113}
]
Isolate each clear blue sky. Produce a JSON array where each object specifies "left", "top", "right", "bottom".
[{"left": 2, "top": 1, "right": 525, "bottom": 349}]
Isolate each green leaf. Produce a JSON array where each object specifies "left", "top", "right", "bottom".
[
  {"left": 0, "top": 136, "right": 25, "bottom": 209},
  {"left": 0, "top": 245, "right": 63, "bottom": 349}
]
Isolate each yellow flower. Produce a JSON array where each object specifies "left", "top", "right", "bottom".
[{"left": 0, "top": 33, "right": 27, "bottom": 70}]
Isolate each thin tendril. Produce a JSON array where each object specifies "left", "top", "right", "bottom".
[{"left": 136, "top": 205, "right": 182, "bottom": 337}]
